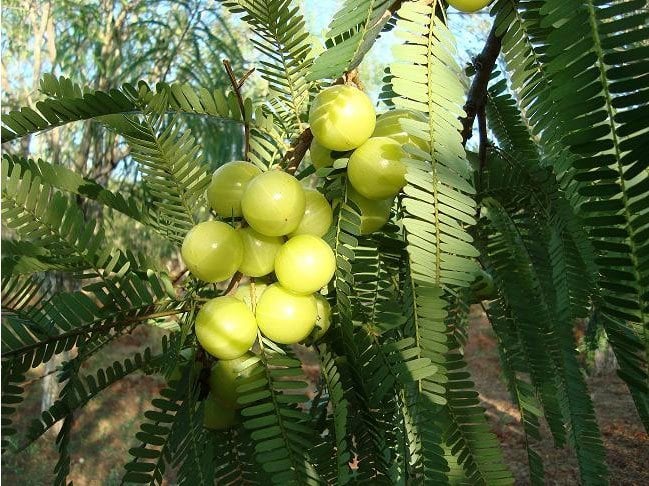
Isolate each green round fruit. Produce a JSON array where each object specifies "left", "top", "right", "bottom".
[
  {"left": 209, "top": 352, "right": 256, "bottom": 409},
  {"left": 207, "top": 161, "right": 261, "bottom": 218},
  {"left": 274, "top": 235, "right": 336, "bottom": 294},
  {"left": 203, "top": 393, "right": 238, "bottom": 430},
  {"left": 347, "top": 137, "right": 407, "bottom": 200},
  {"left": 310, "top": 139, "right": 335, "bottom": 170},
  {"left": 241, "top": 171, "right": 306, "bottom": 236},
  {"left": 233, "top": 283, "right": 268, "bottom": 311},
  {"left": 237, "top": 227, "right": 283, "bottom": 277},
  {"left": 168, "top": 348, "right": 198, "bottom": 382},
  {"left": 289, "top": 189, "right": 333, "bottom": 238},
  {"left": 446, "top": 0, "right": 492, "bottom": 12},
  {"left": 256, "top": 284, "right": 318, "bottom": 344},
  {"left": 472, "top": 268, "right": 497, "bottom": 300},
  {"left": 308, "top": 85, "right": 376, "bottom": 151},
  {"left": 181, "top": 221, "right": 243, "bottom": 283},
  {"left": 347, "top": 185, "right": 393, "bottom": 235},
  {"left": 195, "top": 296, "right": 258, "bottom": 360},
  {"left": 373, "top": 109, "right": 429, "bottom": 152},
  {"left": 311, "top": 294, "right": 332, "bottom": 341}
]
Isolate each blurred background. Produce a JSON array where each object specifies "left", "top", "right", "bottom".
[{"left": 1, "top": 0, "right": 646, "bottom": 484}]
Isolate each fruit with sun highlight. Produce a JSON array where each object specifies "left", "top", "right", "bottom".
[
  {"left": 207, "top": 161, "right": 261, "bottom": 218},
  {"left": 181, "top": 221, "right": 243, "bottom": 283},
  {"left": 195, "top": 296, "right": 257, "bottom": 360},
  {"left": 241, "top": 171, "right": 306, "bottom": 236},
  {"left": 347, "top": 137, "right": 407, "bottom": 200},
  {"left": 255, "top": 284, "right": 318, "bottom": 344},
  {"left": 274, "top": 235, "right": 336, "bottom": 294},
  {"left": 308, "top": 85, "right": 376, "bottom": 151}
]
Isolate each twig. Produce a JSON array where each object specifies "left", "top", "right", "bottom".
[
  {"left": 238, "top": 67, "right": 256, "bottom": 88},
  {"left": 223, "top": 60, "right": 254, "bottom": 160},
  {"left": 460, "top": 22, "right": 502, "bottom": 147},
  {"left": 282, "top": 128, "right": 313, "bottom": 175},
  {"left": 172, "top": 268, "right": 189, "bottom": 286},
  {"left": 224, "top": 271, "right": 244, "bottom": 295}
]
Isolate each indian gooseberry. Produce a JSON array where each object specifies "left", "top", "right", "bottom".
[
  {"left": 288, "top": 189, "right": 333, "bottom": 238},
  {"left": 237, "top": 227, "right": 283, "bottom": 277},
  {"left": 347, "top": 185, "right": 393, "bottom": 235},
  {"left": 181, "top": 221, "right": 243, "bottom": 283},
  {"left": 255, "top": 283, "right": 318, "bottom": 344},
  {"left": 209, "top": 352, "right": 257, "bottom": 409},
  {"left": 373, "top": 109, "right": 429, "bottom": 152},
  {"left": 233, "top": 283, "right": 268, "bottom": 311},
  {"left": 311, "top": 294, "right": 332, "bottom": 341},
  {"left": 310, "top": 139, "right": 335, "bottom": 169},
  {"left": 347, "top": 137, "right": 407, "bottom": 200},
  {"left": 308, "top": 85, "right": 376, "bottom": 151},
  {"left": 195, "top": 296, "right": 258, "bottom": 360},
  {"left": 206, "top": 161, "right": 261, "bottom": 218},
  {"left": 203, "top": 393, "right": 238, "bottom": 430},
  {"left": 446, "top": 0, "right": 492, "bottom": 12},
  {"left": 241, "top": 171, "right": 306, "bottom": 236},
  {"left": 274, "top": 234, "right": 336, "bottom": 294},
  {"left": 168, "top": 348, "right": 200, "bottom": 383},
  {"left": 471, "top": 268, "right": 497, "bottom": 301}
]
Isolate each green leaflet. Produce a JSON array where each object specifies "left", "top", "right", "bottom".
[
  {"left": 307, "top": 0, "right": 393, "bottom": 81},
  {"left": 222, "top": 0, "right": 313, "bottom": 135}
]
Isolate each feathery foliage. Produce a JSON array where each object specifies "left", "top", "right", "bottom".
[{"left": 1, "top": 0, "right": 648, "bottom": 483}]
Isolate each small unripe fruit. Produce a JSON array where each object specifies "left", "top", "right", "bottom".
[
  {"left": 168, "top": 348, "right": 199, "bottom": 383},
  {"left": 256, "top": 284, "right": 318, "bottom": 344},
  {"left": 373, "top": 109, "right": 429, "bottom": 152},
  {"left": 446, "top": 0, "right": 492, "bottom": 13},
  {"left": 347, "top": 137, "right": 406, "bottom": 200},
  {"left": 234, "top": 283, "right": 268, "bottom": 311},
  {"left": 207, "top": 161, "right": 261, "bottom": 218},
  {"left": 311, "top": 294, "right": 332, "bottom": 341},
  {"left": 310, "top": 139, "right": 334, "bottom": 169},
  {"left": 309, "top": 85, "right": 376, "bottom": 151},
  {"left": 181, "top": 221, "right": 243, "bottom": 283},
  {"left": 471, "top": 268, "right": 497, "bottom": 301},
  {"left": 275, "top": 235, "right": 336, "bottom": 294},
  {"left": 347, "top": 185, "right": 393, "bottom": 235},
  {"left": 241, "top": 171, "right": 306, "bottom": 236},
  {"left": 237, "top": 227, "right": 283, "bottom": 277},
  {"left": 195, "top": 297, "right": 258, "bottom": 360},
  {"left": 289, "top": 189, "right": 333, "bottom": 238},
  {"left": 203, "top": 393, "right": 238, "bottom": 430},
  {"left": 209, "top": 352, "right": 257, "bottom": 409}
]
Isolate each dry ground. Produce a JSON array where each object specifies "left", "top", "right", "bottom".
[{"left": 2, "top": 311, "right": 647, "bottom": 485}]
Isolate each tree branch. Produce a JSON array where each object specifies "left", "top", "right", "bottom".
[
  {"left": 223, "top": 60, "right": 255, "bottom": 161},
  {"left": 460, "top": 23, "right": 502, "bottom": 147}
]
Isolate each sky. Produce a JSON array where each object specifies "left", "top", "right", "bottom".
[{"left": 299, "top": 0, "right": 494, "bottom": 105}]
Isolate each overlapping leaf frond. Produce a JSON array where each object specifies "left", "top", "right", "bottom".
[
  {"left": 1, "top": 270, "right": 182, "bottom": 370},
  {"left": 104, "top": 110, "right": 210, "bottom": 244},
  {"left": 1, "top": 74, "right": 140, "bottom": 143},
  {"left": 443, "top": 348, "right": 512, "bottom": 485},
  {"left": 315, "top": 343, "right": 352, "bottom": 484},
  {"left": 221, "top": 0, "right": 313, "bottom": 135},
  {"left": 3, "top": 154, "right": 145, "bottom": 222},
  {"left": 308, "top": 0, "right": 393, "bottom": 81},
  {"left": 19, "top": 338, "right": 172, "bottom": 451},
  {"left": 1, "top": 157, "right": 125, "bottom": 278},
  {"left": 122, "top": 382, "right": 189, "bottom": 485},
  {"left": 481, "top": 198, "right": 608, "bottom": 484},
  {"left": 493, "top": 0, "right": 649, "bottom": 428},
  {"left": 237, "top": 338, "right": 319, "bottom": 485}
]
